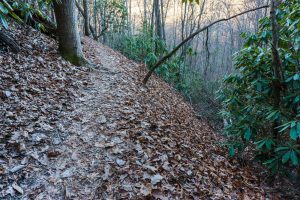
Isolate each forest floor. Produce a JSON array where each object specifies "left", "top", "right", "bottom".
[{"left": 0, "top": 25, "right": 292, "bottom": 199}]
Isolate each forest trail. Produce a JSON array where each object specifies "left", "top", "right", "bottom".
[{"left": 1, "top": 28, "right": 278, "bottom": 199}]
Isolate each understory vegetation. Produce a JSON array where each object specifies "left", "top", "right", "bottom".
[{"left": 219, "top": 0, "right": 300, "bottom": 172}]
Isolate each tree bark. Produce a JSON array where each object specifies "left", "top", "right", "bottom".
[
  {"left": 160, "top": 0, "right": 166, "bottom": 41},
  {"left": 203, "top": 28, "right": 210, "bottom": 78},
  {"left": 143, "top": 0, "right": 147, "bottom": 27},
  {"left": 54, "top": 0, "right": 87, "bottom": 66},
  {"left": 154, "top": 0, "right": 162, "bottom": 39},
  {"left": 270, "top": 0, "right": 283, "bottom": 138},
  {"left": 153, "top": 0, "right": 163, "bottom": 55},
  {"left": 83, "top": 0, "right": 91, "bottom": 36},
  {"left": 93, "top": 0, "right": 98, "bottom": 36}
]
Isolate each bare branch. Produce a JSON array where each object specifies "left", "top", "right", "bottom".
[{"left": 143, "top": 4, "right": 270, "bottom": 84}]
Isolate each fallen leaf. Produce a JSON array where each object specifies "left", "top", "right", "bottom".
[
  {"left": 12, "top": 182, "right": 24, "bottom": 194},
  {"left": 151, "top": 174, "right": 164, "bottom": 185}
]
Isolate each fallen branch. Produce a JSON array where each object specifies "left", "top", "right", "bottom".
[
  {"left": 143, "top": 5, "right": 270, "bottom": 84},
  {"left": 0, "top": 31, "right": 20, "bottom": 53}
]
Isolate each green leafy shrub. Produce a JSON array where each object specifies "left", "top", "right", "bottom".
[
  {"left": 116, "top": 26, "right": 166, "bottom": 63},
  {"left": 0, "top": 1, "right": 22, "bottom": 29},
  {"left": 0, "top": 1, "right": 51, "bottom": 30},
  {"left": 219, "top": 0, "right": 300, "bottom": 172},
  {"left": 116, "top": 26, "right": 189, "bottom": 89}
]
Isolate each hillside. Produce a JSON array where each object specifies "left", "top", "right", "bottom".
[{"left": 0, "top": 25, "right": 283, "bottom": 199}]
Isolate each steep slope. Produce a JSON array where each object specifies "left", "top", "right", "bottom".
[{"left": 1, "top": 25, "right": 280, "bottom": 199}]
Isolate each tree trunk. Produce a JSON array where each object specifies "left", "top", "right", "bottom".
[
  {"left": 270, "top": 0, "right": 283, "bottom": 138},
  {"left": 143, "top": 0, "right": 147, "bottom": 27},
  {"left": 154, "top": 0, "right": 162, "bottom": 39},
  {"left": 153, "top": 0, "right": 163, "bottom": 55},
  {"left": 160, "top": 0, "right": 166, "bottom": 41},
  {"left": 94, "top": 0, "right": 98, "bottom": 36},
  {"left": 54, "top": 0, "right": 87, "bottom": 66},
  {"left": 203, "top": 28, "right": 210, "bottom": 79},
  {"left": 83, "top": 0, "right": 91, "bottom": 36}
]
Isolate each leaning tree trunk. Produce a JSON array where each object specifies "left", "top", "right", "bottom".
[{"left": 54, "top": 0, "right": 86, "bottom": 66}]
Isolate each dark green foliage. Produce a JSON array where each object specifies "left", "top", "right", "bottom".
[
  {"left": 219, "top": 0, "right": 300, "bottom": 172},
  {"left": 96, "top": 0, "right": 128, "bottom": 41},
  {"left": 116, "top": 26, "right": 187, "bottom": 90},
  {"left": 0, "top": 0, "right": 52, "bottom": 30},
  {"left": 116, "top": 27, "right": 165, "bottom": 63},
  {"left": 0, "top": 1, "right": 22, "bottom": 29}
]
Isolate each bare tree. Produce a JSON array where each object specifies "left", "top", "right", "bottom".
[{"left": 143, "top": 4, "right": 270, "bottom": 84}]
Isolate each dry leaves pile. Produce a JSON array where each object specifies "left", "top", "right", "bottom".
[{"left": 0, "top": 25, "right": 281, "bottom": 199}]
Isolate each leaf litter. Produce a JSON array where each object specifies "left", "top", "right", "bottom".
[{"left": 0, "top": 23, "right": 286, "bottom": 199}]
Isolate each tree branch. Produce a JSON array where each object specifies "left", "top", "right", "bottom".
[{"left": 143, "top": 5, "right": 270, "bottom": 84}]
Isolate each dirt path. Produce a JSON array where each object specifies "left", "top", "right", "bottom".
[
  {"left": 45, "top": 38, "right": 142, "bottom": 199},
  {"left": 1, "top": 33, "right": 279, "bottom": 199}
]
